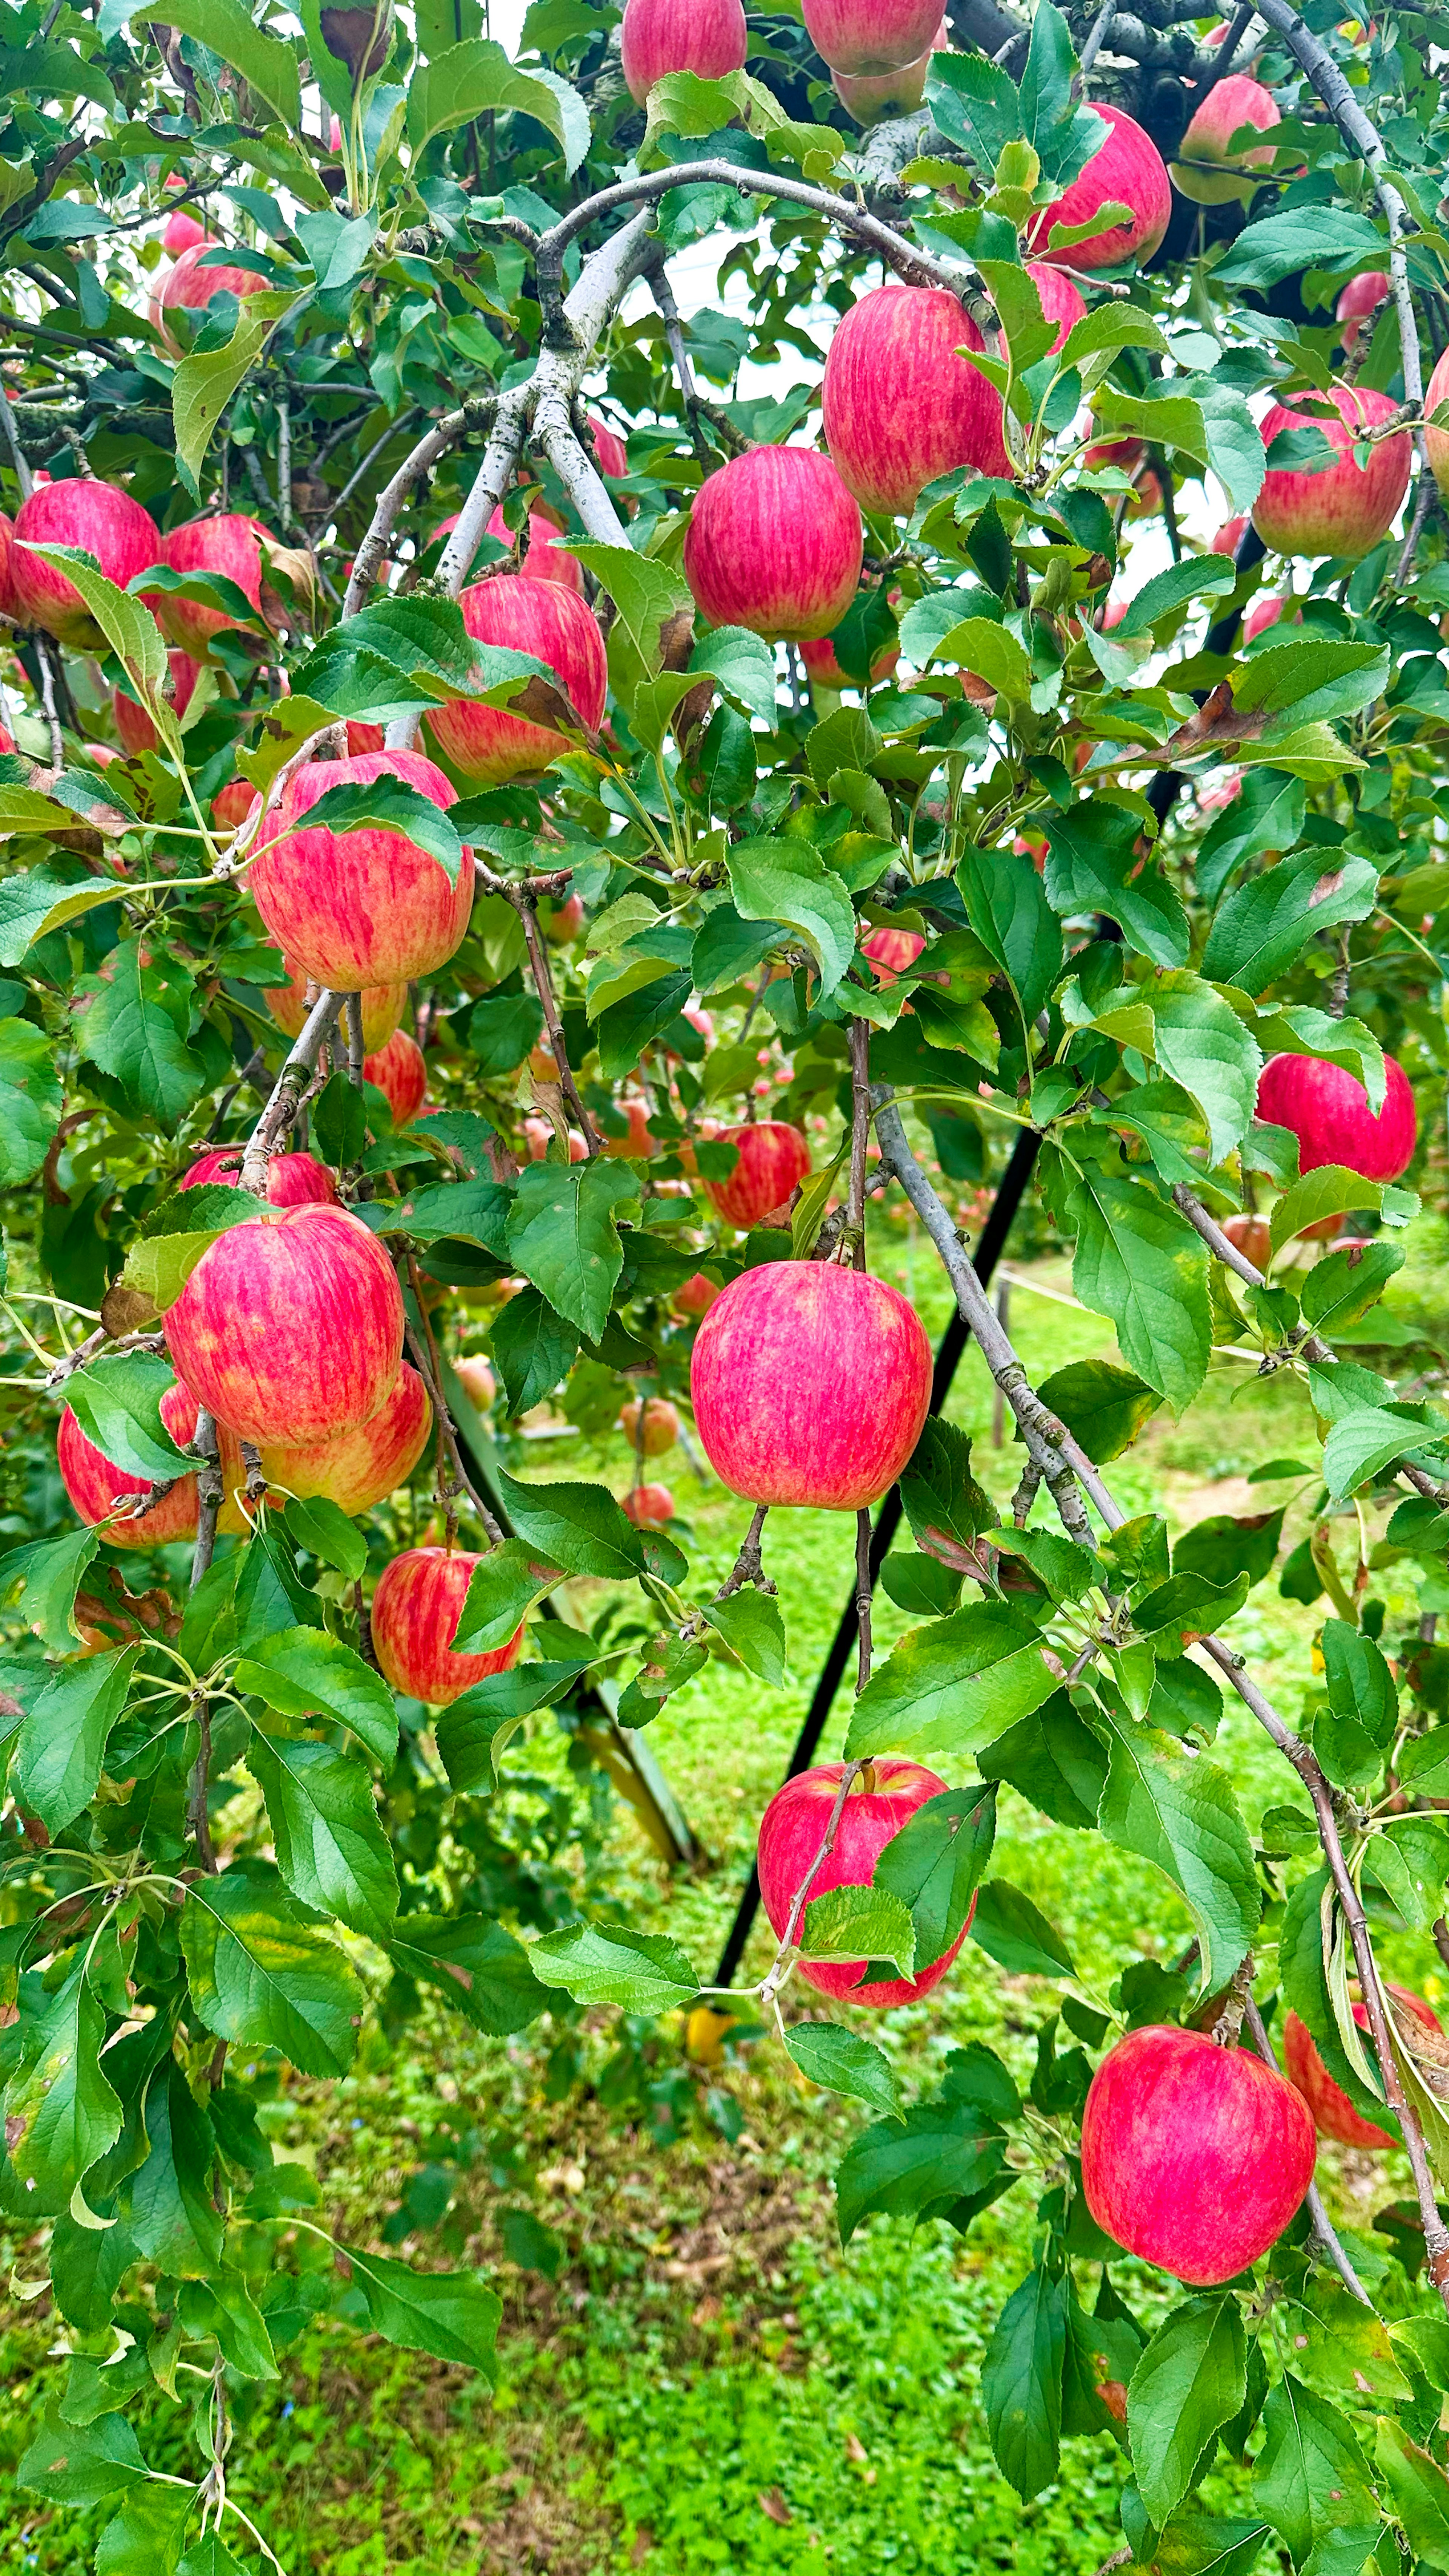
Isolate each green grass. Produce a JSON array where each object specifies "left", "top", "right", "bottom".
[{"left": 5, "top": 1201, "right": 1446, "bottom": 2575}]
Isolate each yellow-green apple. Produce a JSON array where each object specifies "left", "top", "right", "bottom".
[
  {"left": 1283, "top": 1986, "right": 1442, "bottom": 2147},
  {"left": 1256, "top": 1050, "right": 1416, "bottom": 1181},
  {"left": 1171, "top": 71, "right": 1280, "bottom": 203},
  {"left": 1027, "top": 102, "right": 1171, "bottom": 271},
  {"left": 757, "top": 1758, "right": 971, "bottom": 2004},
  {"left": 163, "top": 1200, "right": 404, "bottom": 1446},
  {"left": 1081, "top": 2024, "right": 1316, "bottom": 2283},
  {"left": 260, "top": 1361, "right": 430, "bottom": 1515},
  {"left": 267, "top": 954, "right": 406, "bottom": 1050},
  {"left": 1252, "top": 384, "right": 1411, "bottom": 558},
  {"left": 180, "top": 1146, "right": 337, "bottom": 1206},
  {"left": 620, "top": 0, "right": 747, "bottom": 101},
  {"left": 426, "top": 574, "right": 607, "bottom": 784},
  {"left": 683, "top": 447, "right": 862, "bottom": 641},
  {"left": 370, "top": 1544, "right": 524, "bottom": 1704},
  {"left": 363, "top": 1026, "right": 428, "bottom": 1127},
  {"left": 620, "top": 1396, "right": 679, "bottom": 1455},
  {"left": 622, "top": 1481, "right": 674, "bottom": 1528},
  {"left": 801, "top": 0, "right": 942, "bottom": 72},
  {"left": 13, "top": 480, "right": 162, "bottom": 650},
  {"left": 704, "top": 1120, "right": 811, "bottom": 1228},
  {"left": 251, "top": 747, "right": 474, "bottom": 985},
  {"left": 113, "top": 648, "right": 200, "bottom": 755},
  {"left": 692, "top": 1260, "right": 932, "bottom": 1507}
]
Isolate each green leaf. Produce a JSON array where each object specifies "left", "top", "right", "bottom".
[
  {"left": 528, "top": 1920, "right": 699, "bottom": 2011},
  {"left": 1035, "top": 1359, "right": 1161, "bottom": 1463},
  {"left": 177, "top": 2270, "right": 277, "bottom": 2381},
  {"left": 248, "top": 1730, "right": 399, "bottom": 1942},
  {"left": 298, "top": 777, "right": 464, "bottom": 890},
  {"left": 453, "top": 1537, "right": 564, "bottom": 1652},
  {"left": 982, "top": 2266, "right": 1069, "bottom": 2501},
  {"left": 1300, "top": 1240, "right": 1402, "bottom": 1336},
  {"left": 1215, "top": 206, "right": 1387, "bottom": 289},
  {"left": 1045, "top": 806, "right": 1189, "bottom": 968},
  {"left": 1277, "top": 2288, "right": 1410, "bottom": 2410},
  {"left": 705, "top": 1587, "right": 787, "bottom": 1685},
  {"left": 570, "top": 543, "right": 691, "bottom": 678},
  {"left": 3, "top": 1968, "right": 121, "bottom": 2214},
  {"left": 65, "top": 1352, "right": 192, "bottom": 1484},
  {"left": 1323, "top": 1405, "right": 1445, "bottom": 1499},
  {"left": 234, "top": 1625, "right": 398, "bottom": 1765},
  {"left": 73, "top": 944, "right": 203, "bottom": 1127},
  {"left": 385, "top": 1912, "right": 548, "bottom": 2034},
  {"left": 594, "top": 973, "right": 693, "bottom": 1081},
  {"left": 1098, "top": 1712, "right": 1260, "bottom": 1990},
  {"left": 690, "top": 625, "right": 777, "bottom": 724},
  {"left": 124, "top": 2061, "right": 223, "bottom": 2279},
  {"left": 800, "top": 1884, "right": 916, "bottom": 1974},
  {"left": 980, "top": 1694, "right": 1108, "bottom": 1831},
  {"left": 0, "top": 866, "right": 126, "bottom": 967},
  {"left": 1063, "top": 1169, "right": 1212, "bottom": 1412},
  {"left": 844, "top": 1601, "right": 1059, "bottom": 1764},
  {"left": 957, "top": 848, "right": 1062, "bottom": 1026},
  {"left": 488, "top": 1286, "right": 581, "bottom": 1416},
  {"left": 1234, "top": 640, "right": 1389, "bottom": 733},
  {"left": 898, "top": 1419, "right": 998, "bottom": 1561},
  {"left": 169, "top": 289, "right": 301, "bottom": 498},
  {"left": 836, "top": 2098, "right": 1010, "bottom": 2245},
  {"left": 872, "top": 1785, "right": 996, "bottom": 1965},
  {"left": 14, "top": 1646, "right": 139, "bottom": 1836},
  {"left": 1269, "top": 1165, "right": 1391, "bottom": 1257},
  {"left": 407, "top": 36, "right": 586, "bottom": 166},
  {"left": 0, "top": 1015, "right": 61, "bottom": 1183},
  {"left": 181, "top": 1861, "right": 364, "bottom": 2077},
  {"left": 1118, "top": 560, "right": 1237, "bottom": 639},
  {"left": 506, "top": 1160, "right": 639, "bottom": 1342},
  {"left": 1202, "top": 849, "right": 1379, "bottom": 997},
  {"left": 726, "top": 837, "right": 857, "bottom": 999},
  {"left": 1196, "top": 769, "right": 1307, "bottom": 906},
  {"left": 495, "top": 1466, "right": 686, "bottom": 1585},
  {"left": 343, "top": 2244, "right": 501, "bottom": 2375},
  {"left": 1254, "top": 2376, "right": 1377, "bottom": 2564},
  {"left": 176, "top": 2538, "right": 249, "bottom": 2576},
  {"left": 785, "top": 2023, "right": 902, "bottom": 2120},
  {"left": 127, "top": 0, "right": 300, "bottom": 122},
  {"left": 1316, "top": 1617, "right": 1397, "bottom": 1788},
  {"left": 0, "top": 1524, "right": 100, "bottom": 1651},
  {"left": 284, "top": 1493, "right": 368, "bottom": 1583},
  {"left": 1149, "top": 973, "right": 1263, "bottom": 1162},
  {"left": 1173, "top": 1511, "right": 1284, "bottom": 1593},
  {"left": 1373, "top": 2418, "right": 1449, "bottom": 2568},
  {"left": 924, "top": 615, "right": 1034, "bottom": 703},
  {"left": 926, "top": 52, "right": 1023, "bottom": 174},
  {"left": 970, "top": 1880, "right": 1075, "bottom": 1977},
  {"left": 19, "top": 2406, "right": 147, "bottom": 2508},
  {"left": 1128, "top": 2296, "right": 1246, "bottom": 2527},
  {"left": 94, "top": 2486, "right": 196, "bottom": 2576}
]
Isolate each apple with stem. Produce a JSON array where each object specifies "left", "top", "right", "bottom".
[
  {"left": 251, "top": 747, "right": 474, "bottom": 986},
  {"left": 757, "top": 1758, "right": 971, "bottom": 2005},
  {"left": 180, "top": 1147, "right": 337, "bottom": 1207},
  {"left": 801, "top": 0, "right": 944, "bottom": 74},
  {"left": 370, "top": 1545, "right": 524, "bottom": 1704},
  {"left": 1255, "top": 1050, "right": 1416, "bottom": 1182},
  {"left": 703, "top": 1120, "right": 811, "bottom": 1228},
  {"left": 1252, "top": 385, "right": 1411, "bottom": 560},
  {"left": 684, "top": 448, "right": 862, "bottom": 642},
  {"left": 1027, "top": 103, "right": 1171, "bottom": 272},
  {"left": 145, "top": 513, "right": 293, "bottom": 663},
  {"left": 164, "top": 1200, "right": 405, "bottom": 1446},
  {"left": 619, "top": 1396, "right": 679, "bottom": 1456},
  {"left": 692, "top": 1260, "right": 932, "bottom": 1509}
]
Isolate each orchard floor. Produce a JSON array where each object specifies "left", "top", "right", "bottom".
[{"left": 5, "top": 1208, "right": 1447, "bottom": 2576}]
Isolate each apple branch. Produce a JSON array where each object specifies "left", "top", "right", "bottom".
[
  {"left": 502, "top": 883, "right": 601, "bottom": 1155},
  {"left": 846, "top": 1018, "right": 871, "bottom": 1272},
  {"left": 189, "top": 1407, "right": 223, "bottom": 1587},
  {"left": 237, "top": 987, "right": 345, "bottom": 1194},
  {"left": 402, "top": 1252, "right": 505, "bottom": 1546},
  {"left": 340, "top": 392, "right": 499, "bottom": 619},
  {"left": 715, "top": 1504, "right": 775, "bottom": 1601}
]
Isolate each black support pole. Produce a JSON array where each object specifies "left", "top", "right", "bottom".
[{"left": 712, "top": 1122, "right": 1043, "bottom": 1990}]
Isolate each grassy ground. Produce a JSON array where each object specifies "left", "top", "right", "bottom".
[{"left": 5, "top": 1201, "right": 1446, "bottom": 2575}]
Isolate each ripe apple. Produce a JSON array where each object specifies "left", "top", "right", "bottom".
[
  {"left": 1028, "top": 103, "right": 1172, "bottom": 272},
  {"left": 799, "top": 621, "right": 900, "bottom": 690},
  {"left": 1424, "top": 344, "right": 1449, "bottom": 501},
  {"left": 146, "top": 513, "right": 285, "bottom": 662},
  {"left": 1252, "top": 384, "right": 1411, "bottom": 559},
  {"left": 692, "top": 1259, "right": 932, "bottom": 1509},
  {"left": 831, "top": 17, "right": 944, "bottom": 118},
  {"left": 862, "top": 925, "right": 926, "bottom": 983},
  {"left": 363, "top": 1027, "right": 428, "bottom": 1127},
  {"left": 603, "top": 1096, "right": 658, "bottom": 1160},
  {"left": 622, "top": 1482, "right": 674, "bottom": 1528},
  {"left": 267, "top": 955, "right": 406, "bottom": 1051},
  {"left": 801, "top": 0, "right": 943, "bottom": 73},
  {"left": 1081, "top": 2023, "right": 1317, "bottom": 2284},
  {"left": 370, "top": 1544, "right": 524, "bottom": 1705},
  {"left": 1337, "top": 269, "right": 1390, "bottom": 357},
  {"left": 1283, "top": 1985, "right": 1442, "bottom": 2148},
  {"left": 541, "top": 892, "right": 585, "bottom": 944},
  {"left": 152, "top": 241, "right": 272, "bottom": 352},
  {"left": 704, "top": 1120, "right": 811, "bottom": 1229},
  {"left": 1243, "top": 592, "right": 1298, "bottom": 643},
  {"left": 683, "top": 447, "right": 862, "bottom": 643},
  {"left": 113, "top": 647, "right": 200, "bottom": 756},
  {"left": 426, "top": 574, "right": 608, "bottom": 784},
  {"left": 620, "top": 0, "right": 748, "bottom": 99},
  {"left": 12, "top": 480, "right": 162, "bottom": 651},
  {"left": 58, "top": 1378, "right": 200, "bottom": 1548},
  {"left": 212, "top": 779, "right": 258, "bottom": 832},
  {"left": 1256, "top": 1050, "right": 1416, "bottom": 1183},
  {"left": 485, "top": 502, "right": 583, "bottom": 591},
  {"left": 164, "top": 1200, "right": 405, "bottom": 1447},
  {"left": 1211, "top": 513, "right": 1249, "bottom": 556},
  {"left": 1220, "top": 1211, "right": 1271, "bottom": 1270},
  {"left": 0, "top": 510, "right": 17, "bottom": 619},
  {"left": 260, "top": 1361, "right": 430, "bottom": 1516},
  {"left": 454, "top": 1353, "right": 496, "bottom": 1411},
  {"left": 524, "top": 1117, "right": 588, "bottom": 1162},
  {"left": 162, "top": 204, "right": 208, "bottom": 255},
  {"left": 180, "top": 1146, "right": 337, "bottom": 1207},
  {"left": 672, "top": 1272, "right": 722, "bottom": 1320},
  {"left": 757, "top": 1758, "right": 971, "bottom": 2005},
  {"left": 620, "top": 1395, "right": 679, "bottom": 1455},
  {"left": 1172, "top": 72, "right": 1280, "bottom": 203},
  {"left": 251, "top": 747, "right": 475, "bottom": 986}
]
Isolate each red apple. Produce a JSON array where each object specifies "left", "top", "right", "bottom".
[
  {"left": 363, "top": 1027, "right": 428, "bottom": 1127},
  {"left": 0, "top": 510, "right": 18, "bottom": 619},
  {"left": 1172, "top": 72, "right": 1280, "bottom": 203},
  {"left": 757, "top": 1758, "right": 971, "bottom": 2005},
  {"left": 683, "top": 1002, "right": 714, "bottom": 1047},
  {"left": 179, "top": 1146, "right": 337, "bottom": 1207},
  {"left": 1252, "top": 384, "right": 1411, "bottom": 560},
  {"left": 58, "top": 1378, "right": 200, "bottom": 1548},
  {"left": 1220, "top": 1211, "right": 1271, "bottom": 1269},
  {"left": 542, "top": 892, "right": 585, "bottom": 944},
  {"left": 212, "top": 779, "right": 259, "bottom": 832},
  {"left": 603, "top": 1096, "right": 658, "bottom": 1160},
  {"left": 345, "top": 721, "right": 385, "bottom": 754},
  {"left": 1243, "top": 593, "right": 1300, "bottom": 643},
  {"left": 832, "top": 18, "right": 944, "bottom": 119},
  {"left": 1424, "top": 344, "right": 1449, "bottom": 502},
  {"left": 163, "top": 1200, "right": 405, "bottom": 1446},
  {"left": 1027, "top": 103, "right": 1172, "bottom": 272},
  {"left": 1255, "top": 1050, "right": 1416, "bottom": 1183},
  {"left": 267, "top": 955, "right": 406, "bottom": 1051},
  {"left": 683, "top": 448, "right": 862, "bottom": 642},
  {"left": 1283, "top": 1985, "right": 1442, "bottom": 2148},
  {"left": 12, "top": 480, "right": 162, "bottom": 651},
  {"left": 260, "top": 1361, "right": 430, "bottom": 1516},
  {"left": 692, "top": 1260, "right": 932, "bottom": 1509},
  {"left": 370, "top": 1545, "right": 524, "bottom": 1705},
  {"left": 1081, "top": 2024, "right": 1317, "bottom": 2284},
  {"left": 524, "top": 1117, "right": 588, "bottom": 1162},
  {"left": 1211, "top": 513, "right": 1249, "bottom": 556},
  {"left": 426, "top": 574, "right": 607, "bottom": 784},
  {"left": 1336, "top": 268, "right": 1390, "bottom": 358},
  {"left": 152, "top": 242, "right": 272, "bottom": 352},
  {"left": 146, "top": 512, "right": 285, "bottom": 662},
  {"left": 454, "top": 1353, "right": 496, "bottom": 1411},
  {"left": 113, "top": 647, "right": 200, "bottom": 756},
  {"left": 957, "top": 266, "right": 1088, "bottom": 474},
  {"left": 162, "top": 205, "right": 208, "bottom": 255},
  {"left": 251, "top": 748, "right": 475, "bottom": 986},
  {"left": 823, "top": 273, "right": 1073, "bottom": 514},
  {"left": 801, "top": 0, "right": 943, "bottom": 73},
  {"left": 485, "top": 502, "right": 583, "bottom": 591},
  {"left": 672, "top": 1272, "right": 722, "bottom": 1318},
  {"left": 862, "top": 925, "right": 926, "bottom": 983},
  {"left": 621, "top": 1482, "right": 675, "bottom": 1528},
  {"left": 620, "top": 0, "right": 748, "bottom": 101},
  {"left": 620, "top": 1396, "right": 679, "bottom": 1455},
  {"left": 704, "top": 1120, "right": 811, "bottom": 1229},
  {"left": 589, "top": 415, "right": 629, "bottom": 480},
  {"left": 800, "top": 622, "right": 900, "bottom": 690}
]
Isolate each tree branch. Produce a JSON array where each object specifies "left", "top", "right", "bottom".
[
  {"left": 341, "top": 393, "right": 498, "bottom": 618},
  {"left": 237, "top": 987, "right": 345, "bottom": 1193}
]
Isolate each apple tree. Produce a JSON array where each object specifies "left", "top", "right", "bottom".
[{"left": 3, "top": 0, "right": 1449, "bottom": 2564}]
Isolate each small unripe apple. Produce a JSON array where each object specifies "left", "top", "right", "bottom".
[
  {"left": 252, "top": 748, "right": 474, "bottom": 987},
  {"left": 1252, "top": 384, "right": 1411, "bottom": 560},
  {"left": 180, "top": 1146, "right": 337, "bottom": 1207},
  {"left": 621, "top": 1482, "right": 675, "bottom": 1528},
  {"left": 152, "top": 242, "right": 272, "bottom": 352},
  {"left": 426, "top": 574, "right": 607, "bottom": 784},
  {"left": 1424, "top": 344, "right": 1449, "bottom": 502},
  {"left": 1337, "top": 269, "right": 1390, "bottom": 358},
  {"left": 454, "top": 1353, "right": 496, "bottom": 1412},
  {"left": 58, "top": 1378, "right": 200, "bottom": 1548},
  {"left": 704, "top": 1120, "right": 811, "bottom": 1229},
  {"left": 1220, "top": 1211, "right": 1271, "bottom": 1270},
  {"left": 757, "top": 1758, "right": 971, "bottom": 2005},
  {"left": 1028, "top": 103, "right": 1171, "bottom": 272},
  {"left": 1283, "top": 1985, "right": 1442, "bottom": 2148},
  {"left": 620, "top": 1395, "right": 679, "bottom": 1456},
  {"left": 831, "top": 17, "right": 944, "bottom": 119},
  {"left": 113, "top": 648, "right": 200, "bottom": 756},
  {"left": 801, "top": 0, "right": 943, "bottom": 74},
  {"left": 261, "top": 1361, "right": 430, "bottom": 1516},
  {"left": 363, "top": 1027, "right": 428, "bottom": 1128},
  {"left": 1081, "top": 2024, "right": 1317, "bottom": 2284},
  {"left": 683, "top": 447, "right": 862, "bottom": 643},
  {"left": 1256, "top": 1050, "right": 1416, "bottom": 1183},
  {"left": 485, "top": 502, "right": 583, "bottom": 591},
  {"left": 692, "top": 1260, "right": 932, "bottom": 1510},
  {"left": 1172, "top": 72, "right": 1280, "bottom": 204},
  {"left": 371, "top": 1545, "right": 524, "bottom": 1706},
  {"left": 164, "top": 1201, "right": 405, "bottom": 1447},
  {"left": 13, "top": 480, "right": 162, "bottom": 651},
  {"left": 620, "top": 0, "right": 748, "bottom": 102}
]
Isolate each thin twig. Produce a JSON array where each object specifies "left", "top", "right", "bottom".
[
  {"left": 402, "top": 1253, "right": 505, "bottom": 1544},
  {"left": 505, "top": 886, "right": 600, "bottom": 1153}
]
